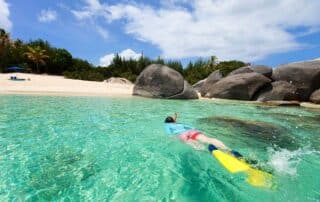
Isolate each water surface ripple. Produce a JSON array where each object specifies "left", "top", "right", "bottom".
[{"left": 0, "top": 95, "right": 319, "bottom": 201}]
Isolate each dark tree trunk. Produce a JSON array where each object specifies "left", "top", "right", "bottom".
[{"left": 36, "top": 62, "right": 39, "bottom": 73}]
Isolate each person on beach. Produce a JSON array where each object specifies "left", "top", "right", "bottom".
[{"left": 164, "top": 113, "right": 233, "bottom": 152}]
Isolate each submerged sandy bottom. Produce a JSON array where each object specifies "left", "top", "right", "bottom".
[
  {"left": 0, "top": 73, "right": 133, "bottom": 97},
  {"left": 0, "top": 95, "right": 319, "bottom": 201}
]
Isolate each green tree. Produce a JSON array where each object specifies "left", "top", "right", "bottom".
[
  {"left": 183, "top": 58, "right": 210, "bottom": 84},
  {"left": 155, "top": 56, "right": 165, "bottom": 65},
  {"left": 0, "top": 29, "right": 13, "bottom": 71},
  {"left": 27, "top": 39, "right": 52, "bottom": 51},
  {"left": 25, "top": 46, "right": 49, "bottom": 73},
  {"left": 48, "top": 48, "right": 73, "bottom": 74},
  {"left": 209, "top": 56, "right": 218, "bottom": 65},
  {"left": 0, "top": 29, "right": 10, "bottom": 54},
  {"left": 70, "top": 58, "right": 92, "bottom": 71},
  {"left": 8, "top": 39, "right": 28, "bottom": 68},
  {"left": 216, "top": 60, "right": 246, "bottom": 76},
  {"left": 183, "top": 57, "right": 247, "bottom": 84}
]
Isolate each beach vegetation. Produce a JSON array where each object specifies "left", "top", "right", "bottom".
[
  {"left": 25, "top": 46, "right": 49, "bottom": 73},
  {"left": 0, "top": 29, "right": 14, "bottom": 72},
  {"left": 0, "top": 28, "right": 247, "bottom": 83}
]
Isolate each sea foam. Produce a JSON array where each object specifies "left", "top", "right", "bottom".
[{"left": 266, "top": 147, "right": 318, "bottom": 176}]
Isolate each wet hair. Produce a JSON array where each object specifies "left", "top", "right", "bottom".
[{"left": 165, "top": 116, "right": 175, "bottom": 123}]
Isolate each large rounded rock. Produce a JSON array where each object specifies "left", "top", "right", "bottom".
[
  {"left": 251, "top": 65, "right": 273, "bottom": 78},
  {"left": 199, "top": 70, "right": 223, "bottom": 96},
  {"left": 205, "top": 72, "right": 271, "bottom": 100},
  {"left": 310, "top": 89, "right": 320, "bottom": 104},
  {"left": 168, "top": 81, "right": 198, "bottom": 99},
  {"left": 105, "top": 77, "right": 132, "bottom": 84},
  {"left": 255, "top": 81, "right": 299, "bottom": 101},
  {"left": 228, "top": 65, "right": 273, "bottom": 78},
  {"left": 228, "top": 66, "right": 253, "bottom": 76},
  {"left": 193, "top": 79, "right": 206, "bottom": 92},
  {"left": 133, "top": 64, "right": 198, "bottom": 99},
  {"left": 272, "top": 61, "right": 320, "bottom": 101}
]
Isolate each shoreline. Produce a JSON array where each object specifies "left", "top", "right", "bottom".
[
  {"left": 0, "top": 91, "right": 133, "bottom": 98},
  {"left": 0, "top": 73, "right": 134, "bottom": 98},
  {"left": 2, "top": 90, "right": 319, "bottom": 110},
  {"left": 1, "top": 73, "right": 319, "bottom": 109}
]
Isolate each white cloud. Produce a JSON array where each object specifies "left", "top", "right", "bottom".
[
  {"left": 0, "top": 0, "right": 12, "bottom": 31},
  {"left": 314, "top": 58, "right": 320, "bottom": 61},
  {"left": 71, "top": 0, "right": 109, "bottom": 39},
  {"left": 95, "top": 25, "right": 109, "bottom": 40},
  {"left": 72, "top": 0, "right": 320, "bottom": 61},
  {"left": 100, "top": 54, "right": 114, "bottom": 67},
  {"left": 99, "top": 49, "right": 142, "bottom": 66},
  {"left": 38, "top": 9, "right": 57, "bottom": 23},
  {"left": 71, "top": 0, "right": 108, "bottom": 20}
]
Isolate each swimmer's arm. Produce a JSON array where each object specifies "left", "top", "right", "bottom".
[{"left": 173, "top": 112, "right": 178, "bottom": 122}]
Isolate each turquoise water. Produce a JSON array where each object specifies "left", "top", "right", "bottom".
[{"left": 0, "top": 95, "right": 319, "bottom": 201}]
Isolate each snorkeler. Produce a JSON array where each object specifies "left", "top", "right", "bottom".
[
  {"left": 164, "top": 113, "right": 233, "bottom": 152},
  {"left": 164, "top": 113, "right": 259, "bottom": 164}
]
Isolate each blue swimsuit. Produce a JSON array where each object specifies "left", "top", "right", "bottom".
[{"left": 164, "top": 123, "right": 195, "bottom": 135}]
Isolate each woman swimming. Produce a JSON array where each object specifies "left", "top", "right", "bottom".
[{"left": 164, "top": 113, "right": 231, "bottom": 151}]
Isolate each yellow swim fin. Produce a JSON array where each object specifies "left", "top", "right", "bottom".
[
  {"left": 246, "top": 168, "right": 273, "bottom": 188},
  {"left": 209, "top": 144, "right": 273, "bottom": 188},
  {"left": 212, "top": 150, "right": 250, "bottom": 173}
]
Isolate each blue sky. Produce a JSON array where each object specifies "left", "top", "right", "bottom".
[{"left": 1, "top": 0, "right": 320, "bottom": 67}]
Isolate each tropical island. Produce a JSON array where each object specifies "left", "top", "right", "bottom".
[
  {"left": 0, "top": 28, "right": 247, "bottom": 82},
  {"left": 1, "top": 28, "right": 319, "bottom": 107},
  {"left": 1, "top": 0, "right": 320, "bottom": 201}
]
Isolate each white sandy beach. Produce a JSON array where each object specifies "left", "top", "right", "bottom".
[{"left": 0, "top": 73, "right": 133, "bottom": 97}]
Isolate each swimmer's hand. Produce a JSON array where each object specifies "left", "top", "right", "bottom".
[{"left": 174, "top": 112, "right": 178, "bottom": 122}]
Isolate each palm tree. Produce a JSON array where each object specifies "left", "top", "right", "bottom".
[
  {"left": 25, "top": 46, "right": 49, "bottom": 73},
  {"left": 0, "top": 29, "right": 11, "bottom": 55},
  {"left": 0, "top": 29, "right": 13, "bottom": 71}
]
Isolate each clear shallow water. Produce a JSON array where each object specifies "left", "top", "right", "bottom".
[{"left": 0, "top": 95, "right": 319, "bottom": 201}]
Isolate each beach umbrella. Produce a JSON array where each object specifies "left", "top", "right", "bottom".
[{"left": 5, "top": 66, "right": 25, "bottom": 72}]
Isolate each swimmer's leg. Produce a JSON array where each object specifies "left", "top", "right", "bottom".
[
  {"left": 195, "top": 134, "right": 230, "bottom": 151},
  {"left": 196, "top": 134, "right": 247, "bottom": 160},
  {"left": 186, "top": 140, "right": 205, "bottom": 151}
]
